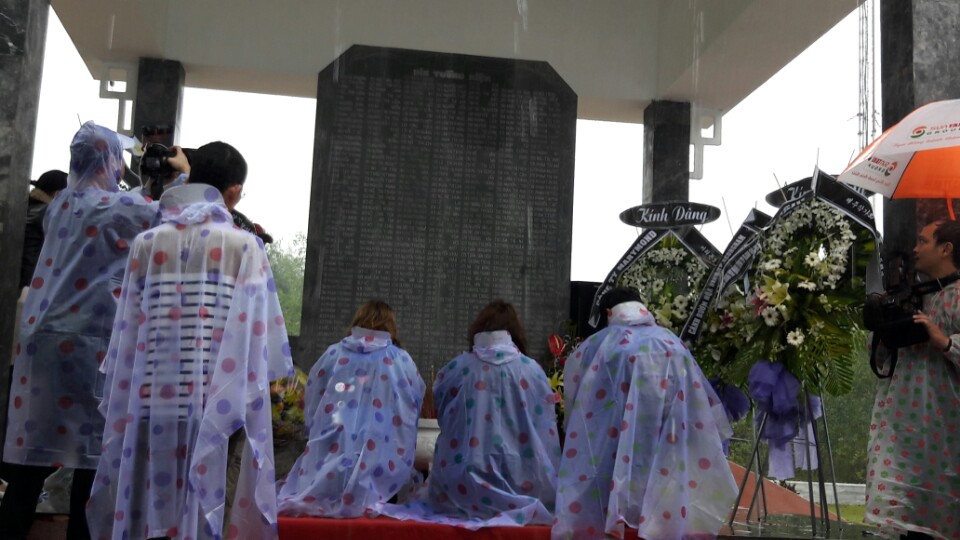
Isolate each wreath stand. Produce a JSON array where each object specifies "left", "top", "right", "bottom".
[{"left": 726, "top": 384, "right": 844, "bottom": 538}]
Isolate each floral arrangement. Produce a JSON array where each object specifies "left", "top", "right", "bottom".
[
  {"left": 270, "top": 366, "right": 308, "bottom": 442},
  {"left": 689, "top": 284, "right": 753, "bottom": 383},
  {"left": 728, "top": 199, "right": 875, "bottom": 395},
  {"left": 546, "top": 325, "right": 582, "bottom": 430},
  {"left": 617, "top": 234, "right": 710, "bottom": 333}
]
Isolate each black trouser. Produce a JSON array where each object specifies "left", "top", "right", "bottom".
[
  {"left": 0, "top": 463, "right": 94, "bottom": 540},
  {"left": 901, "top": 532, "right": 935, "bottom": 540}
]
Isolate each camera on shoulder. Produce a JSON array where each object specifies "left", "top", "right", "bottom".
[
  {"left": 864, "top": 252, "right": 928, "bottom": 349},
  {"left": 139, "top": 143, "right": 194, "bottom": 199},
  {"left": 864, "top": 286, "right": 927, "bottom": 348},
  {"left": 139, "top": 143, "right": 177, "bottom": 180}
]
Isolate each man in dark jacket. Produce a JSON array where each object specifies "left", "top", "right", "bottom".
[{"left": 20, "top": 170, "right": 67, "bottom": 289}]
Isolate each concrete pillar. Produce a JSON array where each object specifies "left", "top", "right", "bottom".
[
  {"left": 642, "top": 100, "right": 691, "bottom": 203},
  {"left": 129, "top": 57, "right": 185, "bottom": 185},
  {"left": 0, "top": 0, "right": 49, "bottom": 460},
  {"left": 880, "top": 0, "right": 960, "bottom": 257}
]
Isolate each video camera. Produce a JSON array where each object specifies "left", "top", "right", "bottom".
[
  {"left": 863, "top": 251, "right": 928, "bottom": 349},
  {"left": 139, "top": 143, "right": 194, "bottom": 199}
]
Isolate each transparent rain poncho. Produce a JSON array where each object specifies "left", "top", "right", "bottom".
[
  {"left": 277, "top": 327, "right": 425, "bottom": 518},
  {"left": 381, "top": 330, "right": 561, "bottom": 528},
  {"left": 4, "top": 121, "right": 160, "bottom": 469},
  {"left": 552, "top": 302, "right": 737, "bottom": 540},
  {"left": 864, "top": 282, "right": 960, "bottom": 539},
  {"left": 86, "top": 183, "right": 294, "bottom": 540}
]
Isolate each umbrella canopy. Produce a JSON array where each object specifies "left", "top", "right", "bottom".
[{"left": 839, "top": 99, "right": 960, "bottom": 199}]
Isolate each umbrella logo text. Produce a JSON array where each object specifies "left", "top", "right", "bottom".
[{"left": 867, "top": 157, "right": 898, "bottom": 177}]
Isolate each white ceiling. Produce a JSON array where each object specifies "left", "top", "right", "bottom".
[{"left": 52, "top": 0, "right": 861, "bottom": 123}]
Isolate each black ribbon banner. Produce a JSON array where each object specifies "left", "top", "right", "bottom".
[
  {"left": 812, "top": 170, "right": 880, "bottom": 240},
  {"left": 589, "top": 226, "right": 723, "bottom": 329},
  {"left": 678, "top": 227, "right": 722, "bottom": 267},
  {"left": 589, "top": 228, "right": 665, "bottom": 327},
  {"left": 679, "top": 168, "right": 881, "bottom": 343},
  {"left": 680, "top": 208, "right": 772, "bottom": 341}
]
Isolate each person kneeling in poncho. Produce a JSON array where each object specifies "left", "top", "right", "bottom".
[
  {"left": 381, "top": 300, "right": 560, "bottom": 528},
  {"left": 552, "top": 288, "right": 736, "bottom": 540},
  {"left": 277, "top": 300, "right": 426, "bottom": 517}
]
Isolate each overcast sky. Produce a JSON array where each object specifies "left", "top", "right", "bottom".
[{"left": 30, "top": 5, "right": 880, "bottom": 282}]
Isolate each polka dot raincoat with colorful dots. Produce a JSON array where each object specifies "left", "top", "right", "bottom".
[
  {"left": 381, "top": 330, "right": 561, "bottom": 528},
  {"left": 277, "top": 327, "right": 425, "bottom": 517},
  {"left": 865, "top": 282, "right": 960, "bottom": 539},
  {"left": 4, "top": 121, "right": 160, "bottom": 470},
  {"left": 552, "top": 301, "right": 736, "bottom": 540},
  {"left": 86, "top": 183, "right": 294, "bottom": 540}
]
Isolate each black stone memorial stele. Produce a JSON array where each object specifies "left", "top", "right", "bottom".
[{"left": 299, "top": 45, "right": 577, "bottom": 378}]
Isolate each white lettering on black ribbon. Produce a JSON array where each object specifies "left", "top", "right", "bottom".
[{"left": 589, "top": 228, "right": 665, "bottom": 327}]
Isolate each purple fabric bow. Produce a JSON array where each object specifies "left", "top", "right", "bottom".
[
  {"left": 747, "top": 360, "right": 800, "bottom": 450},
  {"left": 709, "top": 378, "right": 751, "bottom": 423}
]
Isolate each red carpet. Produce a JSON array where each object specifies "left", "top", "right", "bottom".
[
  {"left": 278, "top": 516, "right": 641, "bottom": 539},
  {"left": 280, "top": 516, "right": 550, "bottom": 540},
  {"left": 278, "top": 462, "right": 832, "bottom": 539}
]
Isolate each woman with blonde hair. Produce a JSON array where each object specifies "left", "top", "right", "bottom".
[{"left": 278, "top": 300, "right": 425, "bottom": 517}]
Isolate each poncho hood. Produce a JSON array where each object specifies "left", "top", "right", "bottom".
[
  {"left": 472, "top": 330, "right": 521, "bottom": 365},
  {"left": 609, "top": 300, "right": 655, "bottom": 327},
  {"left": 159, "top": 183, "right": 233, "bottom": 225},
  {"left": 342, "top": 326, "right": 393, "bottom": 353}
]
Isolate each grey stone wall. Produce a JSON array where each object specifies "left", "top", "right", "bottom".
[{"left": 0, "top": 0, "right": 48, "bottom": 461}]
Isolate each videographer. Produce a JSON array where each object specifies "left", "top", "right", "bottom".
[
  {"left": 864, "top": 220, "right": 960, "bottom": 539},
  {"left": 143, "top": 143, "right": 273, "bottom": 244},
  {"left": 136, "top": 142, "right": 190, "bottom": 200}
]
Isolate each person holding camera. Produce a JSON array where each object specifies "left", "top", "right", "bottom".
[
  {"left": 136, "top": 143, "right": 189, "bottom": 200},
  {"left": 864, "top": 220, "right": 960, "bottom": 539},
  {"left": 1, "top": 123, "right": 160, "bottom": 540},
  {"left": 142, "top": 143, "right": 274, "bottom": 244}
]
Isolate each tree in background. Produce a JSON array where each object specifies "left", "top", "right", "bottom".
[{"left": 265, "top": 233, "right": 305, "bottom": 336}]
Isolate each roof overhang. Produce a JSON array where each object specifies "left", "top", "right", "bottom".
[{"left": 52, "top": 0, "right": 861, "bottom": 123}]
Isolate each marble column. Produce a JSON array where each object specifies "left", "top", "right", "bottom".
[
  {"left": 0, "top": 0, "right": 48, "bottom": 460},
  {"left": 880, "top": 0, "right": 960, "bottom": 258},
  {"left": 129, "top": 57, "right": 185, "bottom": 185},
  {"left": 642, "top": 100, "right": 691, "bottom": 203}
]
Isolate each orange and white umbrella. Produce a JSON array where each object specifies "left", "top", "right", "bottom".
[{"left": 839, "top": 99, "right": 960, "bottom": 205}]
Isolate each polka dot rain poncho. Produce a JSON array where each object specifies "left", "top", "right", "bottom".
[
  {"left": 4, "top": 121, "right": 160, "bottom": 470},
  {"left": 277, "top": 327, "right": 425, "bottom": 518},
  {"left": 86, "top": 183, "right": 293, "bottom": 540},
  {"left": 381, "top": 330, "right": 560, "bottom": 528},
  {"left": 552, "top": 301, "right": 737, "bottom": 540},
  {"left": 865, "top": 281, "right": 960, "bottom": 539}
]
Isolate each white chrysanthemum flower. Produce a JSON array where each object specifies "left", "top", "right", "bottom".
[
  {"left": 761, "top": 306, "right": 780, "bottom": 327},
  {"left": 787, "top": 329, "right": 805, "bottom": 346},
  {"left": 804, "top": 251, "right": 821, "bottom": 267},
  {"left": 762, "top": 258, "right": 782, "bottom": 271}
]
